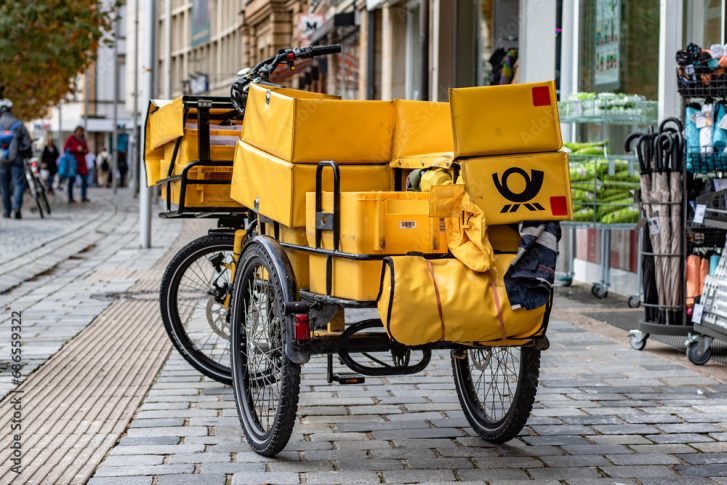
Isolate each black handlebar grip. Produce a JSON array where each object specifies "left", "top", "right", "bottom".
[{"left": 310, "top": 44, "right": 342, "bottom": 56}]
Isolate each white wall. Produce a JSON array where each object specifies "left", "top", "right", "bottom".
[{"left": 518, "top": 0, "right": 556, "bottom": 83}]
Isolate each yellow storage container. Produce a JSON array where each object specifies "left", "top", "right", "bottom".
[
  {"left": 241, "top": 83, "right": 393, "bottom": 164},
  {"left": 461, "top": 151, "right": 572, "bottom": 225},
  {"left": 231, "top": 140, "right": 392, "bottom": 227},
  {"left": 305, "top": 191, "right": 448, "bottom": 254},
  {"left": 391, "top": 100, "right": 454, "bottom": 169},
  {"left": 308, "top": 256, "right": 382, "bottom": 302},
  {"left": 449, "top": 81, "right": 562, "bottom": 157},
  {"left": 158, "top": 159, "right": 243, "bottom": 209},
  {"left": 262, "top": 224, "right": 310, "bottom": 289}
]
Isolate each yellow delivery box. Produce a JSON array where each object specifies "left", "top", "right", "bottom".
[
  {"left": 390, "top": 99, "right": 454, "bottom": 169},
  {"left": 231, "top": 140, "right": 392, "bottom": 227},
  {"left": 460, "top": 151, "right": 572, "bottom": 225},
  {"left": 449, "top": 81, "right": 562, "bottom": 157},
  {"left": 308, "top": 256, "right": 382, "bottom": 301},
  {"left": 242, "top": 83, "right": 393, "bottom": 164}
]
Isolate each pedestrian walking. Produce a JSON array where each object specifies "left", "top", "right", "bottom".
[
  {"left": 41, "top": 137, "right": 59, "bottom": 194},
  {"left": 97, "top": 148, "right": 111, "bottom": 188},
  {"left": 118, "top": 151, "right": 128, "bottom": 187},
  {"left": 0, "top": 99, "right": 32, "bottom": 219},
  {"left": 63, "top": 126, "right": 90, "bottom": 203}
]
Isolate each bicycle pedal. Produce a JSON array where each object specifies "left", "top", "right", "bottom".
[{"left": 332, "top": 372, "right": 365, "bottom": 385}]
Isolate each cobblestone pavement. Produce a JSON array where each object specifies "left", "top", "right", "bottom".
[
  {"left": 91, "top": 305, "right": 727, "bottom": 485},
  {"left": 0, "top": 188, "right": 183, "bottom": 398}
]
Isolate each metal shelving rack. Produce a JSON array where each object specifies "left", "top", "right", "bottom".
[
  {"left": 559, "top": 98, "right": 658, "bottom": 300},
  {"left": 678, "top": 76, "right": 727, "bottom": 363}
]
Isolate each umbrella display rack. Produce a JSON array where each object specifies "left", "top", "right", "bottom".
[
  {"left": 559, "top": 106, "right": 657, "bottom": 301},
  {"left": 627, "top": 119, "right": 690, "bottom": 352}
]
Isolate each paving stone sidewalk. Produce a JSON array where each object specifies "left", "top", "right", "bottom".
[
  {"left": 0, "top": 189, "right": 184, "bottom": 397},
  {"left": 91, "top": 308, "right": 727, "bottom": 485}
]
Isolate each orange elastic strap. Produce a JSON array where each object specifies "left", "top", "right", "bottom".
[
  {"left": 489, "top": 272, "right": 507, "bottom": 340},
  {"left": 426, "top": 261, "right": 446, "bottom": 341}
]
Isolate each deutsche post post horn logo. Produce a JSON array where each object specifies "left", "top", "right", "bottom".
[{"left": 492, "top": 168, "right": 545, "bottom": 213}]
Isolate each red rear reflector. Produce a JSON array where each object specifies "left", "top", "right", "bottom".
[
  {"left": 532, "top": 86, "right": 551, "bottom": 107},
  {"left": 550, "top": 196, "right": 568, "bottom": 216},
  {"left": 288, "top": 52, "right": 295, "bottom": 59},
  {"left": 294, "top": 314, "right": 310, "bottom": 341}
]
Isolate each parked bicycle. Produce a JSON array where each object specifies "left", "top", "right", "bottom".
[
  {"left": 22, "top": 157, "right": 50, "bottom": 218},
  {"left": 149, "top": 44, "right": 569, "bottom": 458}
]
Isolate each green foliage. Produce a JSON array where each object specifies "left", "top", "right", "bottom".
[{"left": 0, "top": 1, "right": 121, "bottom": 119}]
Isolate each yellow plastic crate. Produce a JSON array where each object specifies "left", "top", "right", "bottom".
[
  {"left": 242, "top": 83, "right": 393, "bottom": 164},
  {"left": 391, "top": 99, "right": 454, "bottom": 169},
  {"left": 305, "top": 191, "right": 448, "bottom": 254},
  {"left": 261, "top": 224, "right": 310, "bottom": 289},
  {"left": 231, "top": 140, "right": 392, "bottom": 227},
  {"left": 449, "top": 81, "right": 562, "bottom": 157},
  {"left": 308, "top": 256, "right": 382, "bottom": 301},
  {"left": 460, "top": 151, "right": 572, "bottom": 225},
  {"left": 158, "top": 160, "right": 243, "bottom": 209}
]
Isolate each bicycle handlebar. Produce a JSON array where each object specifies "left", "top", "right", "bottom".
[
  {"left": 231, "top": 44, "right": 342, "bottom": 113},
  {"left": 295, "top": 44, "right": 342, "bottom": 59}
]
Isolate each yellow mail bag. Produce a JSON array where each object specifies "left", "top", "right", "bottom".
[{"left": 378, "top": 254, "right": 547, "bottom": 347}]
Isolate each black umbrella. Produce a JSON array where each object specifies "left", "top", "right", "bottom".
[{"left": 626, "top": 132, "right": 658, "bottom": 322}]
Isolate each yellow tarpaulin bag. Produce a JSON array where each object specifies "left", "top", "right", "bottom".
[
  {"left": 461, "top": 151, "right": 573, "bottom": 225},
  {"left": 144, "top": 98, "right": 184, "bottom": 186},
  {"left": 242, "top": 83, "right": 393, "bottom": 164},
  {"left": 231, "top": 140, "right": 392, "bottom": 227},
  {"left": 377, "top": 255, "right": 547, "bottom": 347},
  {"left": 449, "top": 81, "right": 562, "bottom": 157},
  {"left": 429, "top": 184, "right": 495, "bottom": 272}
]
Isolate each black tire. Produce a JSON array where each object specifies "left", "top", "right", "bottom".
[
  {"left": 452, "top": 347, "right": 540, "bottom": 443},
  {"left": 687, "top": 341, "right": 712, "bottom": 365},
  {"left": 230, "top": 238, "right": 300, "bottom": 457},
  {"left": 24, "top": 169, "right": 44, "bottom": 218},
  {"left": 39, "top": 186, "right": 51, "bottom": 215},
  {"left": 160, "top": 234, "right": 235, "bottom": 384}
]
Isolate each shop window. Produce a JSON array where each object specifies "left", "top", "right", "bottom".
[
  {"left": 687, "top": 0, "right": 724, "bottom": 47},
  {"left": 578, "top": 0, "right": 659, "bottom": 99}
]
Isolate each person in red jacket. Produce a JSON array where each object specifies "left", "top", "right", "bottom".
[{"left": 63, "top": 126, "right": 90, "bottom": 203}]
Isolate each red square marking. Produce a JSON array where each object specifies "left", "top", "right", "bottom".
[
  {"left": 532, "top": 86, "right": 551, "bottom": 107},
  {"left": 550, "top": 196, "right": 568, "bottom": 216}
]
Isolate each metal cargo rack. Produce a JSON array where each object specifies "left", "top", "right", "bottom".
[{"left": 156, "top": 96, "right": 248, "bottom": 218}]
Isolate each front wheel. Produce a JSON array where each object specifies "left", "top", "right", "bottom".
[
  {"left": 231, "top": 238, "right": 300, "bottom": 457},
  {"left": 452, "top": 346, "right": 540, "bottom": 443},
  {"left": 160, "top": 234, "right": 235, "bottom": 384}
]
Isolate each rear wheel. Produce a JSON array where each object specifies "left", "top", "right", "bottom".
[
  {"left": 231, "top": 239, "right": 300, "bottom": 457},
  {"left": 160, "top": 234, "right": 235, "bottom": 384},
  {"left": 452, "top": 346, "right": 540, "bottom": 443}
]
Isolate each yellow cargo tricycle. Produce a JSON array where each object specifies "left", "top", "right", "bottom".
[{"left": 146, "top": 44, "right": 573, "bottom": 457}]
